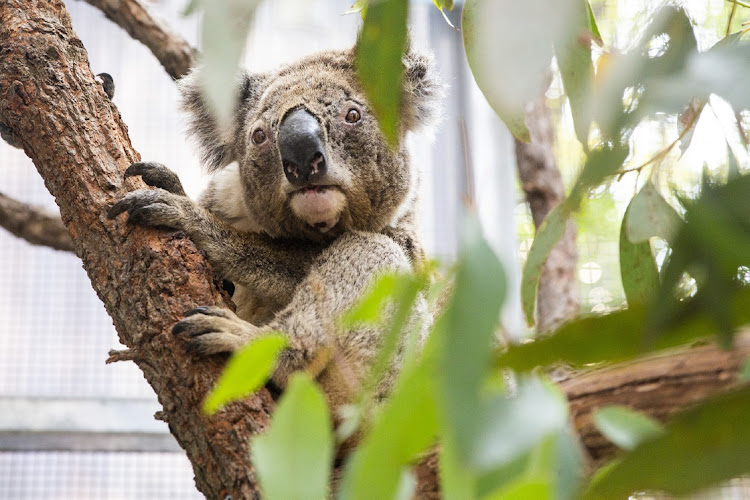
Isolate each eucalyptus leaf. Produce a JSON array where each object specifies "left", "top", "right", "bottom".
[
  {"left": 593, "top": 405, "right": 664, "bottom": 451},
  {"left": 741, "top": 357, "right": 750, "bottom": 381},
  {"left": 498, "top": 286, "right": 750, "bottom": 371},
  {"left": 584, "top": 386, "right": 750, "bottom": 499},
  {"left": 619, "top": 217, "right": 660, "bottom": 307},
  {"left": 472, "top": 378, "right": 568, "bottom": 469},
  {"left": 439, "top": 213, "right": 506, "bottom": 461},
  {"left": 356, "top": 0, "right": 408, "bottom": 146},
  {"left": 556, "top": 0, "right": 594, "bottom": 149},
  {"left": 462, "top": 0, "right": 582, "bottom": 142},
  {"left": 251, "top": 374, "right": 333, "bottom": 500},
  {"left": 203, "top": 334, "right": 287, "bottom": 415},
  {"left": 625, "top": 182, "right": 683, "bottom": 245},
  {"left": 521, "top": 204, "right": 571, "bottom": 326},
  {"left": 199, "top": 0, "right": 261, "bottom": 126},
  {"left": 340, "top": 360, "right": 438, "bottom": 499}
]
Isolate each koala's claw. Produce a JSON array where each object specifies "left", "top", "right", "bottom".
[
  {"left": 184, "top": 305, "right": 233, "bottom": 318},
  {"left": 125, "top": 162, "right": 186, "bottom": 196},
  {"left": 173, "top": 307, "right": 258, "bottom": 356},
  {"left": 107, "top": 189, "right": 187, "bottom": 229}
]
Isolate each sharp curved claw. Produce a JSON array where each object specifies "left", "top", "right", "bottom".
[
  {"left": 185, "top": 306, "right": 212, "bottom": 317},
  {"left": 107, "top": 198, "right": 129, "bottom": 220},
  {"left": 125, "top": 162, "right": 186, "bottom": 196}
]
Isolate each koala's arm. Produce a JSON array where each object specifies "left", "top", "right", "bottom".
[{"left": 108, "top": 163, "right": 323, "bottom": 298}]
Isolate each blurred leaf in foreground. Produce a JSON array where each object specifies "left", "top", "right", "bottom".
[
  {"left": 203, "top": 334, "right": 287, "bottom": 415},
  {"left": 251, "top": 374, "right": 333, "bottom": 500},
  {"left": 584, "top": 386, "right": 750, "bottom": 499},
  {"left": 593, "top": 405, "right": 664, "bottom": 451},
  {"left": 356, "top": 0, "right": 408, "bottom": 146}
]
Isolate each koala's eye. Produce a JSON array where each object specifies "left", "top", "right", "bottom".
[
  {"left": 345, "top": 108, "right": 361, "bottom": 124},
  {"left": 252, "top": 129, "right": 267, "bottom": 145}
]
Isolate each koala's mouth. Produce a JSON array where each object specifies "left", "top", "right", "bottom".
[{"left": 289, "top": 185, "right": 346, "bottom": 233}]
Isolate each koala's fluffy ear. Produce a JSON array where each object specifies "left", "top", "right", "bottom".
[
  {"left": 401, "top": 48, "right": 443, "bottom": 132},
  {"left": 178, "top": 69, "right": 265, "bottom": 171}
]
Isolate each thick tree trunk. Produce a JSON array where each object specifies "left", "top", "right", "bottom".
[
  {"left": 0, "top": 2, "right": 271, "bottom": 498},
  {"left": 515, "top": 95, "right": 579, "bottom": 332}
]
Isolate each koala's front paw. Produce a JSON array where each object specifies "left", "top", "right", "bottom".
[
  {"left": 107, "top": 189, "right": 190, "bottom": 230},
  {"left": 125, "top": 162, "right": 186, "bottom": 196},
  {"left": 172, "top": 306, "right": 259, "bottom": 356}
]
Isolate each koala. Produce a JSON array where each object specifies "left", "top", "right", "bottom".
[{"left": 108, "top": 45, "right": 441, "bottom": 407}]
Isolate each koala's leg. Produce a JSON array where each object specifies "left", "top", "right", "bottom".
[{"left": 175, "top": 232, "right": 413, "bottom": 392}]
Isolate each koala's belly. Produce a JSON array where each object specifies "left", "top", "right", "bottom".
[{"left": 232, "top": 284, "right": 289, "bottom": 326}]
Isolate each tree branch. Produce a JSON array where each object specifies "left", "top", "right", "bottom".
[
  {"left": 83, "top": 0, "right": 197, "bottom": 80},
  {"left": 561, "top": 332, "right": 750, "bottom": 466},
  {"left": 0, "top": 192, "right": 74, "bottom": 252},
  {"left": 0, "top": 1, "right": 268, "bottom": 497}
]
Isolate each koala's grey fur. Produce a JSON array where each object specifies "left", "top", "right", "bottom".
[{"left": 109, "top": 44, "right": 441, "bottom": 407}]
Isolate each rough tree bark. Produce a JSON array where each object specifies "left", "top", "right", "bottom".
[
  {"left": 515, "top": 94, "right": 579, "bottom": 332},
  {"left": 0, "top": 1, "right": 271, "bottom": 498},
  {"left": 2, "top": 1, "right": 749, "bottom": 499}
]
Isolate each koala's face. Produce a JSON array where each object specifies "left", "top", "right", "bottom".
[{"left": 182, "top": 48, "right": 440, "bottom": 241}]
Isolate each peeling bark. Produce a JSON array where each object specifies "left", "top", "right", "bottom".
[
  {"left": 83, "top": 0, "right": 197, "bottom": 80},
  {"left": 0, "top": 192, "right": 74, "bottom": 252},
  {"left": 516, "top": 95, "right": 579, "bottom": 332},
  {"left": 0, "top": 2, "right": 269, "bottom": 497}
]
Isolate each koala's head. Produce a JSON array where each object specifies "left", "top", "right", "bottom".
[{"left": 180, "top": 45, "right": 441, "bottom": 241}]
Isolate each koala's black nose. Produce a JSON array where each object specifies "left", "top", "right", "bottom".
[{"left": 278, "top": 108, "right": 327, "bottom": 186}]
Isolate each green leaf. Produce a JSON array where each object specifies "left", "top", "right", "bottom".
[
  {"left": 521, "top": 204, "right": 571, "bottom": 326},
  {"left": 462, "top": 0, "right": 585, "bottom": 142},
  {"left": 182, "top": 0, "right": 200, "bottom": 17},
  {"left": 199, "top": 0, "right": 261, "bottom": 125},
  {"left": 344, "top": 0, "right": 368, "bottom": 18},
  {"left": 472, "top": 378, "right": 568, "bottom": 469},
  {"left": 486, "top": 479, "right": 551, "bottom": 500},
  {"left": 556, "top": 0, "right": 594, "bottom": 148},
  {"left": 432, "top": 0, "right": 454, "bottom": 10},
  {"left": 728, "top": 141, "right": 742, "bottom": 180},
  {"left": 356, "top": 0, "right": 408, "bottom": 146},
  {"left": 584, "top": 386, "right": 750, "bottom": 499},
  {"left": 619, "top": 219, "right": 659, "bottom": 307},
  {"left": 740, "top": 357, "right": 750, "bottom": 381},
  {"left": 203, "top": 334, "right": 287, "bottom": 414},
  {"left": 339, "top": 272, "right": 402, "bottom": 328},
  {"left": 251, "top": 374, "right": 333, "bottom": 500},
  {"left": 592, "top": 406, "right": 664, "bottom": 451},
  {"left": 439, "top": 213, "right": 506, "bottom": 461},
  {"left": 625, "top": 182, "right": 683, "bottom": 245},
  {"left": 497, "top": 286, "right": 750, "bottom": 371},
  {"left": 586, "top": 2, "right": 603, "bottom": 45},
  {"left": 340, "top": 361, "right": 438, "bottom": 499}
]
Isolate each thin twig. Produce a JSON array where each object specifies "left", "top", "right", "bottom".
[
  {"left": 615, "top": 109, "right": 700, "bottom": 178},
  {"left": 726, "top": 0, "right": 750, "bottom": 9},
  {"left": 727, "top": 0, "right": 739, "bottom": 36}
]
